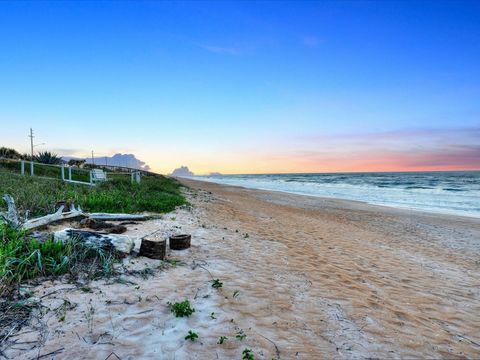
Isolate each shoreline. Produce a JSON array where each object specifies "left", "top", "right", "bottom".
[
  {"left": 5, "top": 178, "right": 480, "bottom": 359},
  {"left": 184, "top": 177, "right": 480, "bottom": 222}
]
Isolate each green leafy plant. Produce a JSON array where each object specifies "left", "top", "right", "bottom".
[
  {"left": 185, "top": 330, "right": 198, "bottom": 341},
  {"left": 210, "top": 312, "right": 216, "bottom": 319},
  {"left": 211, "top": 278, "right": 223, "bottom": 289},
  {"left": 233, "top": 290, "right": 240, "bottom": 298},
  {"left": 168, "top": 300, "right": 195, "bottom": 317},
  {"left": 242, "top": 348, "right": 254, "bottom": 360},
  {"left": 236, "top": 330, "right": 246, "bottom": 341},
  {"left": 217, "top": 336, "right": 228, "bottom": 344},
  {"left": 34, "top": 151, "right": 63, "bottom": 165}
]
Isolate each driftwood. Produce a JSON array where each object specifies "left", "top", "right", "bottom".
[
  {"left": 23, "top": 204, "right": 85, "bottom": 231},
  {"left": 169, "top": 234, "right": 191, "bottom": 250},
  {"left": 88, "top": 213, "right": 150, "bottom": 221},
  {"left": 139, "top": 233, "right": 166, "bottom": 259},
  {"left": 1, "top": 194, "right": 150, "bottom": 231},
  {"left": 0, "top": 194, "right": 20, "bottom": 228},
  {"left": 54, "top": 228, "right": 135, "bottom": 254}
]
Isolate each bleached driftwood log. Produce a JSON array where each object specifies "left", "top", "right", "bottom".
[
  {"left": 23, "top": 204, "right": 86, "bottom": 231},
  {"left": 1, "top": 193, "right": 150, "bottom": 231},
  {"left": 0, "top": 194, "right": 20, "bottom": 228},
  {"left": 88, "top": 213, "right": 150, "bottom": 221},
  {"left": 54, "top": 228, "right": 135, "bottom": 254}
]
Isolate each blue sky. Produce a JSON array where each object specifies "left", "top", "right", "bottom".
[{"left": 1, "top": 1, "right": 479, "bottom": 173}]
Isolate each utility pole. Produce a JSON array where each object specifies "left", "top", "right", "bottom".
[{"left": 29, "top": 128, "right": 34, "bottom": 158}]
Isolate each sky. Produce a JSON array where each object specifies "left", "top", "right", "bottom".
[{"left": 0, "top": 0, "right": 479, "bottom": 174}]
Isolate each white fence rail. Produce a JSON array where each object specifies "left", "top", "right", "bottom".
[{"left": 0, "top": 157, "right": 142, "bottom": 185}]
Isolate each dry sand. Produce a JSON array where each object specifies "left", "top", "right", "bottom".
[{"left": 4, "top": 179, "right": 480, "bottom": 359}]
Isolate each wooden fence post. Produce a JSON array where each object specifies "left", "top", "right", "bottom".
[
  {"left": 30, "top": 161, "right": 34, "bottom": 176},
  {"left": 89, "top": 170, "right": 93, "bottom": 184},
  {"left": 21, "top": 160, "right": 25, "bottom": 175},
  {"left": 61, "top": 164, "right": 65, "bottom": 181}
]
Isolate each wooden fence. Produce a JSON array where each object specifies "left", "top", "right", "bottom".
[{"left": 0, "top": 157, "right": 142, "bottom": 186}]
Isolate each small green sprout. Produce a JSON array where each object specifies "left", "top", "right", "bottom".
[
  {"left": 242, "top": 348, "right": 254, "bottom": 360},
  {"left": 168, "top": 300, "right": 195, "bottom": 317},
  {"left": 185, "top": 330, "right": 198, "bottom": 341},
  {"left": 212, "top": 279, "right": 223, "bottom": 289},
  {"left": 217, "top": 336, "right": 228, "bottom": 344},
  {"left": 210, "top": 312, "right": 216, "bottom": 319},
  {"left": 233, "top": 290, "right": 240, "bottom": 298},
  {"left": 236, "top": 330, "right": 246, "bottom": 341}
]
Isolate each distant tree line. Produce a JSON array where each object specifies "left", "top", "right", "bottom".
[{"left": 0, "top": 147, "right": 86, "bottom": 167}]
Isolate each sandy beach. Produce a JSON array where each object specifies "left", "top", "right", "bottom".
[{"left": 5, "top": 178, "right": 480, "bottom": 359}]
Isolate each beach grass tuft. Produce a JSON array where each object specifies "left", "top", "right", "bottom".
[{"left": 0, "top": 223, "right": 117, "bottom": 292}]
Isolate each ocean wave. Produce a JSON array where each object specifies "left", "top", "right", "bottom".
[{"left": 195, "top": 171, "right": 480, "bottom": 218}]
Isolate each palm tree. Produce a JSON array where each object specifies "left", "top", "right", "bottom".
[{"left": 34, "top": 151, "right": 63, "bottom": 165}]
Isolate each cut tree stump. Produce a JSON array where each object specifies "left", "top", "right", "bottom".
[
  {"left": 169, "top": 234, "right": 191, "bottom": 250},
  {"left": 139, "top": 234, "right": 166, "bottom": 259}
]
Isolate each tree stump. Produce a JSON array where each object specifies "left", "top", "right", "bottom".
[
  {"left": 169, "top": 234, "right": 191, "bottom": 250},
  {"left": 139, "top": 234, "right": 166, "bottom": 259}
]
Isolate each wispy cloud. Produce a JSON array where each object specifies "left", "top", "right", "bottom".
[
  {"left": 199, "top": 44, "right": 242, "bottom": 55},
  {"left": 278, "top": 126, "right": 480, "bottom": 172}
]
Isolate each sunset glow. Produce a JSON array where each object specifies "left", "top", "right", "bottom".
[{"left": 1, "top": 1, "right": 479, "bottom": 174}]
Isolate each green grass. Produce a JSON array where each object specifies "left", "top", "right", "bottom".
[
  {"left": 0, "top": 170, "right": 186, "bottom": 217},
  {"left": 0, "top": 223, "right": 116, "bottom": 292}
]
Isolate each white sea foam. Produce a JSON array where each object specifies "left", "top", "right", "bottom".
[{"left": 194, "top": 171, "right": 480, "bottom": 218}]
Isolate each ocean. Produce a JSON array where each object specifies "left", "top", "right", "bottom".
[{"left": 194, "top": 171, "right": 480, "bottom": 218}]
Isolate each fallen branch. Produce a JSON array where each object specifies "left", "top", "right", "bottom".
[
  {"left": 0, "top": 194, "right": 20, "bottom": 228},
  {"left": 23, "top": 204, "right": 85, "bottom": 231}
]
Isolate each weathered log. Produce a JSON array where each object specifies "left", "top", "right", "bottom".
[
  {"left": 169, "top": 234, "right": 191, "bottom": 250},
  {"left": 79, "top": 218, "right": 127, "bottom": 234},
  {"left": 23, "top": 204, "right": 85, "bottom": 231},
  {"left": 139, "top": 234, "right": 166, "bottom": 259},
  {"left": 54, "top": 228, "right": 135, "bottom": 254},
  {"left": 0, "top": 194, "right": 20, "bottom": 228},
  {"left": 88, "top": 213, "right": 150, "bottom": 221}
]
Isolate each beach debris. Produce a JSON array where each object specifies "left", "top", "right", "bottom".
[
  {"left": 79, "top": 218, "right": 127, "bottom": 234},
  {"left": 1, "top": 194, "right": 86, "bottom": 230},
  {"left": 0, "top": 194, "right": 21, "bottom": 228},
  {"left": 169, "top": 234, "right": 191, "bottom": 250},
  {"left": 23, "top": 204, "right": 85, "bottom": 230},
  {"left": 1, "top": 194, "right": 150, "bottom": 232},
  {"left": 54, "top": 228, "right": 135, "bottom": 254},
  {"left": 88, "top": 213, "right": 151, "bottom": 221},
  {"left": 139, "top": 233, "right": 166, "bottom": 259}
]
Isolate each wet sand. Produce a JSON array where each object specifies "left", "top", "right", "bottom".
[{"left": 5, "top": 179, "right": 480, "bottom": 359}]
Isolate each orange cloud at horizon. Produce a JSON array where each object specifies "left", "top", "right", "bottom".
[{"left": 148, "top": 127, "right": 480, "bottom": 175}]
